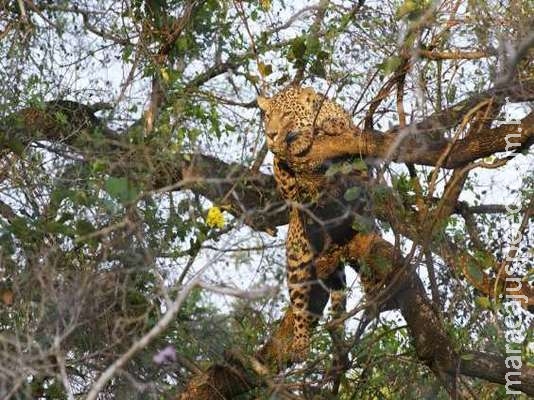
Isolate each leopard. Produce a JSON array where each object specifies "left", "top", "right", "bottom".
[{"left": 258, "top": 85, "right": 370, "bottom": 362}]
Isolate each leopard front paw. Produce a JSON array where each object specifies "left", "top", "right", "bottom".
[
  {"left": 285, "top": 128, "right": 313, "bottom": 156},
  {"left": 320, "top": 118, "right": 351, "bottom": 136}
]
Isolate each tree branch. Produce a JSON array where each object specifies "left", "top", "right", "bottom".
[{"left": 291, "top": 110, "right": 532, "bottom": 170}]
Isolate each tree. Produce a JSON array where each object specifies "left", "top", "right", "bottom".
[{"left": 0, "top": 0, "right": 532, "bottom": 398}]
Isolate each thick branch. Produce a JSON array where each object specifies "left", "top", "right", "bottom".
[
  {"left": 389, "top": 76, "right": 534, "bottom": 137},
  {"left": 292, "top": 111, "right": 532, "bottom": 170},
  {"left": 3, "top": 80, "right": 532, "bottom": 169}
]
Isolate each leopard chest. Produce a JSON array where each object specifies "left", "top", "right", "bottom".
[{"left": 273, "top": 159, "right": 326, "bottom": 203}]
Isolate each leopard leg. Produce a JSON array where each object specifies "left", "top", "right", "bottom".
[
  {"left": 273, "top": 158, "right": 297, "bottom": 200},
  {"left": 286, "top": 208, "right": 317, "bottom": 362},
  {"left": 326, "top": 268, "right": 347, "bottom": 344},
  {"left": 325, "top": 268, "right": 346, "bottom": 316},
  {"left": 274, "top": 160, "right": 317, "bottom": 361},
  {"left": 326, "top": 268, "right": 349, "bottom": 391},
  {"left": 329, "top": 284, "right": 347, "bottom": 355}
]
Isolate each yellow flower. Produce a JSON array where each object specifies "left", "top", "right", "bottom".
[
  {"left": 160, "top": 68, "right": 170, "bottom": 82},
  {"left": 206, "top": 206, "right": 225, "bottom": 229}
]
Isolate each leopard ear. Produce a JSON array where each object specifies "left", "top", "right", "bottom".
[
  {"left": 257, "top": 96, "right": 271, "bottom": 111},
  {"left": 300, "top": 86, "right": 317, "bottom": 102},
  {"left": 302, "top": 87, "right": 316, "bottom": 95}
]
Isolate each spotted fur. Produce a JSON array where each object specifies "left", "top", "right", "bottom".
[{"left": 258, "top": 86, "right": 360, "bottom": 361}]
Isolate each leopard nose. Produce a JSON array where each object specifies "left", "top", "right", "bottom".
[{"left": 266, "top": 130, "right": 278, "bottom": 139}]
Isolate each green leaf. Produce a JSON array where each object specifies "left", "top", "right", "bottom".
[
  {"left": 393, "top": 173, "right": 412, "bottom": 193},
  {"left": 0, "top": 233, "right": 15, "bottom": 255},
  {"left": 45, "top": 221, "right": 72, "bottom": 236},
  {"left": 317, "top": 50, "right": 330, "bottom": 60},
  {"left": 396, "top": 0, "right": 418, "bottom": 19},
  {"left": 381, "top": 56, "right": 403, "bottom": 74},
  {"left": 51, "top": 187, "right": 71, "bottom": 205},
  {"left": 475, "top": 296, "right": 492, "bottom": 310},
  {"left": 352, "top": 159, "right": 368, "bottom": 172},
  {"left": 306, "top": 35, "right": 321, "bottom": 55},
  {"left": 76, "top": 219, "right": 95, "bottom": 236},
  {"left": 466, "top": 261, "right": 484, "bottom": 284},
  {"left": 310, "top": 58, "right": 326, "bottom": 78},
  {"left": 104, "top": 177, "right": 139, "bottom": 204},
  {"left": 6, "top": 138, "right": 25, "bottom": 155},
  {"left": 9, "top": 217, "right": 30, "bottom": 237},
  {"left": 396, "top": 0, "right": 430, "bottom": 20},
  {"left": 258, "top": 62, "right": 272, "bottom": 77},
  {"left": 482, "top": 323, "right": 498, "bottom": 338},
  {"left": 352, "top": 215, "right": 374, "bottom": 233},
  {"left": 290, "top": 37, "right": 306, "bottom": 59},
  {"left": 325, "top": 162, "right": 342, "bottom": 177},
  {"left": 55, "top": 111, "right": 69, "bottom": 126},
  {"left": 91, "top": 159, "right": 107, "bottom": 173},
  {"left": 344, "top": 187, "right": 361, "bottom": 201},
  {"left": 122, "top": 44, "right": 133, "bottom": 61}
]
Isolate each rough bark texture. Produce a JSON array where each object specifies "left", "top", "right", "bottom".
[{"left": 290, "top": 110, "right": 533, "bottom": 170}]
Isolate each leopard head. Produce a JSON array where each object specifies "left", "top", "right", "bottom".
[{"left": 257, "top": 86, "right": 318, "bottom": 153}]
